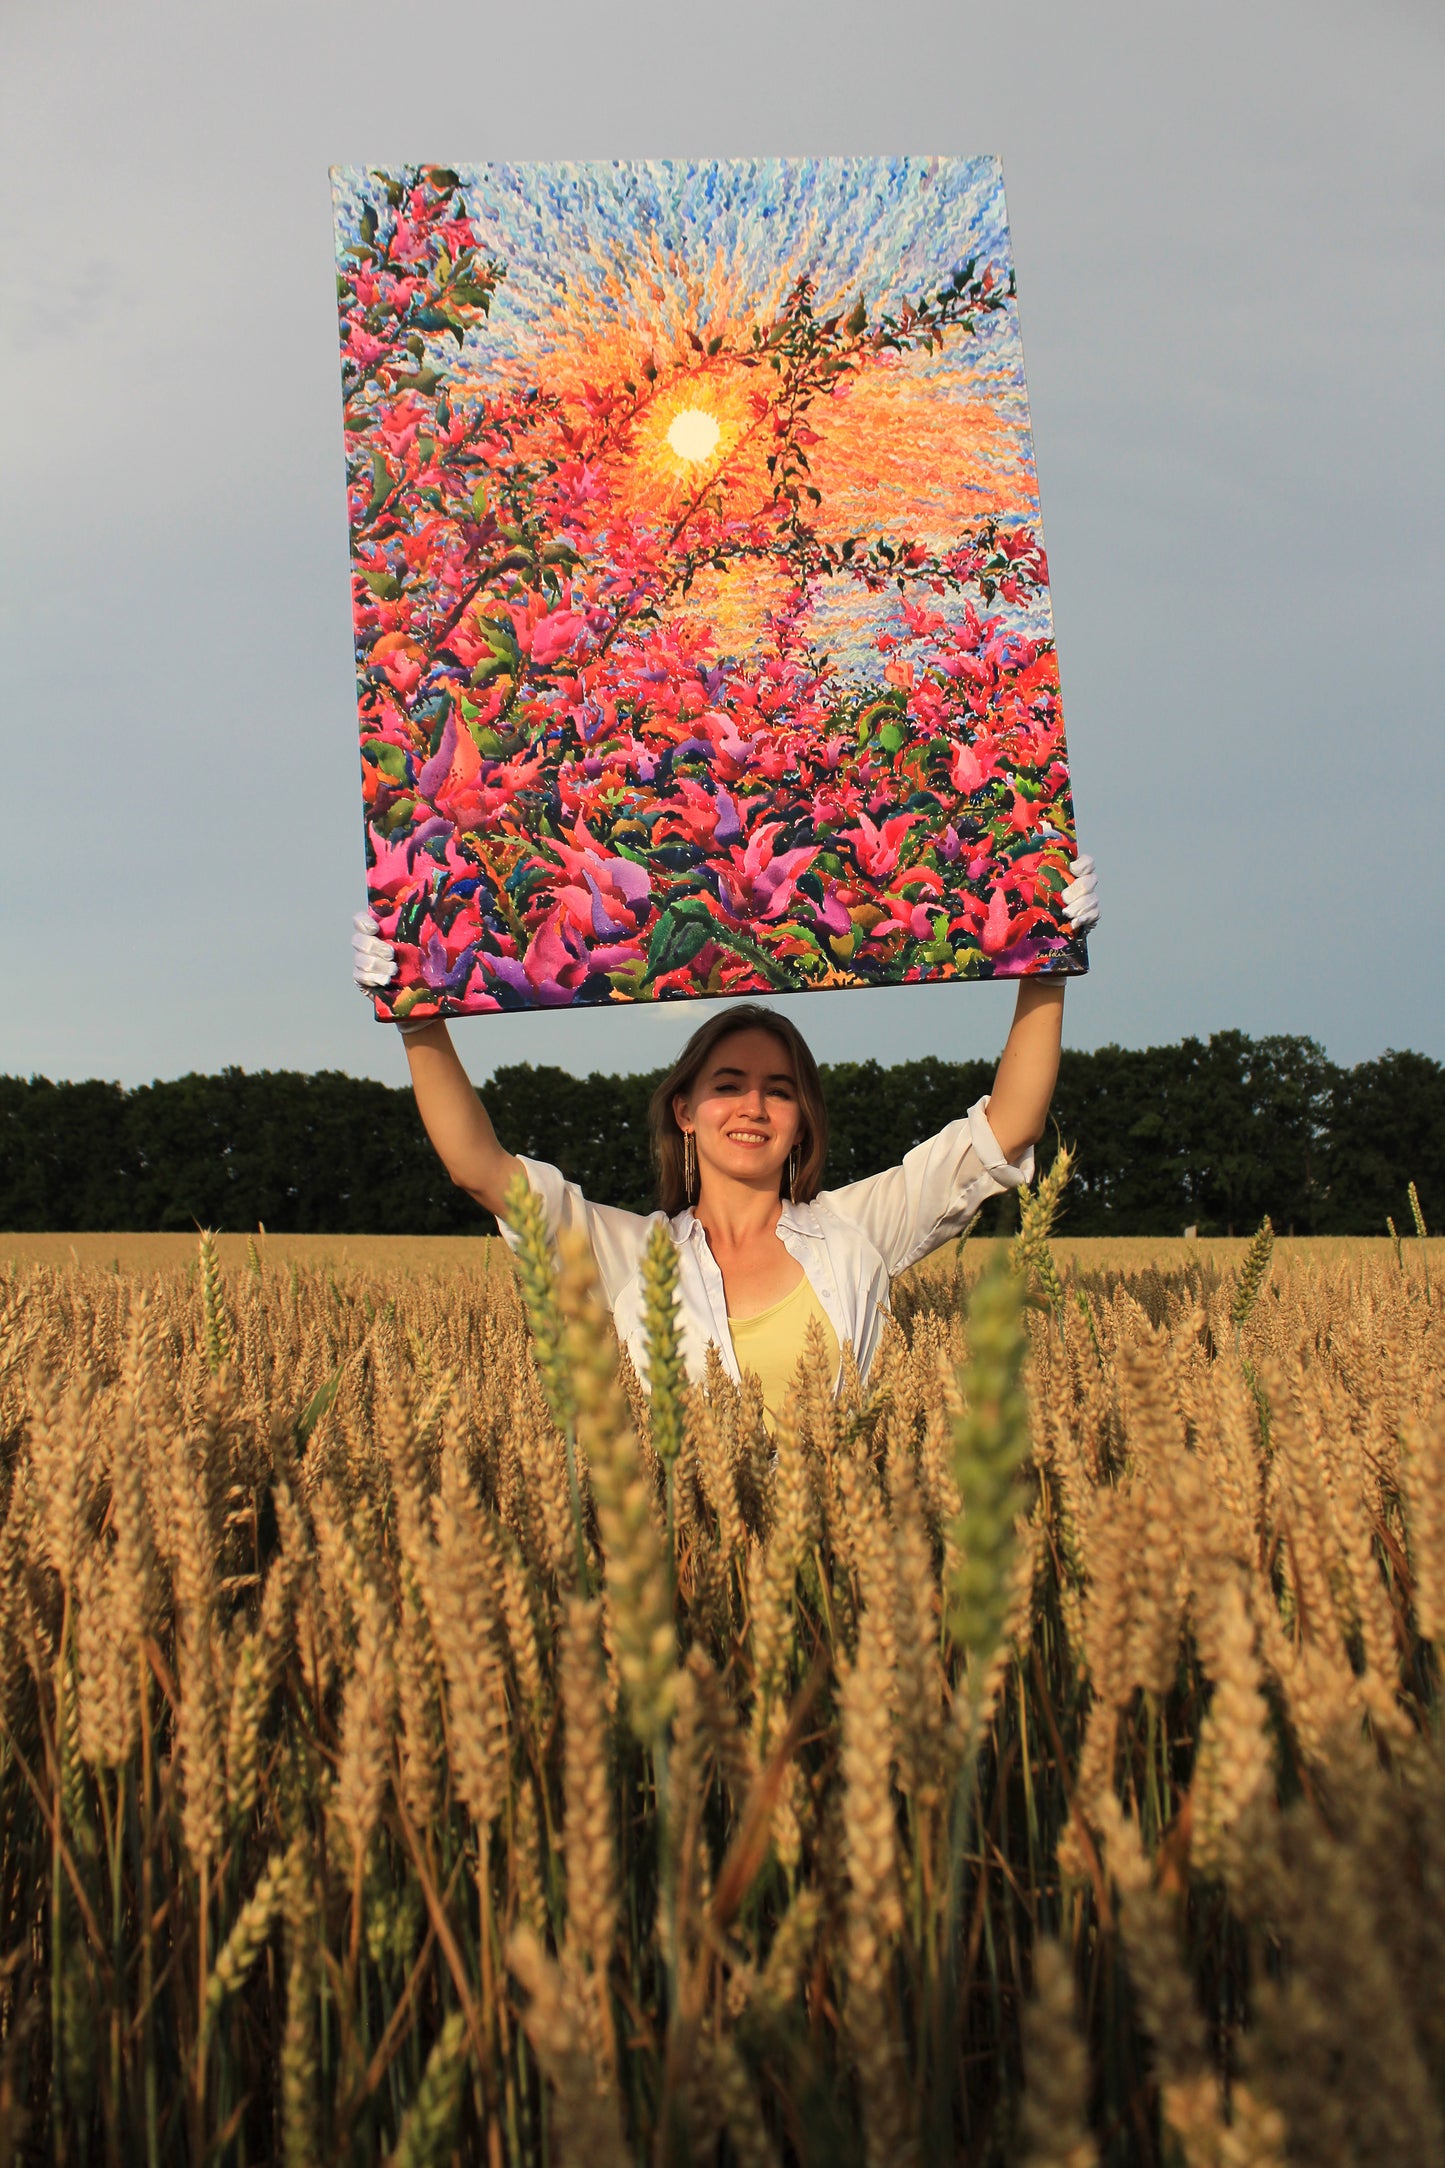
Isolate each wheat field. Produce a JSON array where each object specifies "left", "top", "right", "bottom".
[{"left": 0, "top": 1184, "right": 1441, "bottom": 2166}]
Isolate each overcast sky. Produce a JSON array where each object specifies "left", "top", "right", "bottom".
[{"left": 2, "top": 0, "right": 1441, "bottom": 1091}]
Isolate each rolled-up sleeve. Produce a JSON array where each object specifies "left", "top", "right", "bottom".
[
  {"left": 817, "top": 1096, "right": 1035, "bottom": 1275},
  {"left": 496, "top": 1155, "right": 654, "bottom": 1308}
]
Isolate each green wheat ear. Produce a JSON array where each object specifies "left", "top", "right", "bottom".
[
  {"left": 198, "top": 1228, "right": 236, "bottom": 1375},
  {"left": 641, "top": 1218, "right": 684, "bottom": 1468},
  {"left": 1231, "top": 1215, "right": 1275, "bottom": 1328},
  {"left": 947, "top": 1252, "right": 1031, "bottom": 1701},
  {"left": 503, "top": 1168, "right": 575, "bottom": 1432},
  {"left": 390, "top": 2010, "right": 470, "bottom": 2168},
  {"left": 1011, "top": 1137, "right": 1074, "bottom": 1321},
  {"left": 1407, "top": 1181, "right": 1432, "bottom": 1297}
]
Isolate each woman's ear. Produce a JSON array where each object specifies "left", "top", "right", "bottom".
[{"left": 671, "top": 1091, "right": 693, "bottom": 1135}]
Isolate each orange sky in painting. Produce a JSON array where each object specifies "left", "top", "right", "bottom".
[
  {"left": 473, "top": 240, "right": 1038, "bottom": 659},
  {"left": 806, "top": 367, "right": 1034, "bottom": 538}
]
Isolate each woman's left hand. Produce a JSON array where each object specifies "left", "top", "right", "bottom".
[{"left": 1061, "top": 855, "right": 1100, "bottom": 931}]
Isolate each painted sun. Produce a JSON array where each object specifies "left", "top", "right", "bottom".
[{"left": 665, "top": 407, "right": 721, "bottom": 464}]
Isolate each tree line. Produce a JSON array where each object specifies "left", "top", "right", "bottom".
[{"left": 1, "top": 1031, "right": 1439, "bottom": 1239}]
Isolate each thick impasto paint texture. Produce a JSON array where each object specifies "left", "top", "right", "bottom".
[{"left": 330, "top": 159, "right": 1087, "bottom": 1021}]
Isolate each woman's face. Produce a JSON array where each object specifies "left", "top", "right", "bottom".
[{"left": 675, "top": 1028, "right": 804, "bottom": 1199}]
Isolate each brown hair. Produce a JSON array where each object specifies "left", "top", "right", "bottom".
[{"left": 648, "top": 1003, "right": 830, "bottom": 1215}]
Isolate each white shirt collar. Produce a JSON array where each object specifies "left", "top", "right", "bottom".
[{"left": 670, "top": 1199, "right": 825, "bottom": 1243}]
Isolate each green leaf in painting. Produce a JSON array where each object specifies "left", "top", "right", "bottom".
[
  {"left": 645, "top": 908, "right": 715, "bottom": 980},
  {"left": 366, "top": 450, "right": 391, "bottom": 519}
]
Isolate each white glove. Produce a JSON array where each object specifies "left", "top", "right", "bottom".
[
  {"left": 351, "top": 910, "right": 441, "bottom": 1037},
  {"left": 1060, "top": 855, "right": 1099, "bottom": 932},
  {"left": 352, "top": 909, "right": 397, "bottom": 988}
]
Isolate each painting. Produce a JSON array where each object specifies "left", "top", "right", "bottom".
[{"left": 330, "top": 158, "right": 1088, "bottom": 1021}]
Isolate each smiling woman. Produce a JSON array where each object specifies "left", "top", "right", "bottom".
[{"left": 353, "top": 868, "right": 1104, "bottom": 1420}]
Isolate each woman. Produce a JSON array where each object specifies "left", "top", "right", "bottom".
[{"left": 351, "top": 857, "right": 1097, "bottom": 1425}]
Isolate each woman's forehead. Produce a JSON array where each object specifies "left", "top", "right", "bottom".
[{"left": 700, "top": 1028, "right": 795, "bottom": 1081}]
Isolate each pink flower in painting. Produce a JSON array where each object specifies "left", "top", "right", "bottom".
[
  {"left": 979, "top": 886, "right": 1014, "bottom": 955},
  {"left": 378, "top": 648, "right": 423, "bottom": 698},
  {"left": 346, "top": 323, "right": 389, "bottom": 368},
  {"left": 387, "top": 216, "right": 429, "bottom": 264},
  {"left": 656, "top": 778, "right": 742, "bottom": 848},
  {"left": 717, "top": 822, "right": 820, "bottom": 923},
  {"left": 900, "top": 600, "right": 949, "bottom": 638},
  {"left": 508, "top": 593, "right": 586, "bottom": 669},
  {"left": 440, "top": 615, "right": 491, "bottom": 669},
  {"left": 838, "top": 810, "right": 918, "bottom": 880},
  {"left": 546, "top": 826, "right": 652, "bottom": 941},
  {"left": 965, "top": 884, "right": 1052, "bottom": 959},
  {"left": 810, "top": 888, "right": 852, "bottom": 938},
  {"left": 525, "top": 912, "right": 588, "bottom": 998},
  {"left": 375, "top": 396, "right": 429, "bottom": 456},
  {"left": 366, "top": 831, "right": 423, "bottom": 902},
  {"left": 880, "top": 899, "right": 937, "bottom": 941},
  {"left": 532, "top": 611, "right": 586, "bottom": 667},
  {"left": 949, "top": 740, "right": 995, "bottom": 794}
]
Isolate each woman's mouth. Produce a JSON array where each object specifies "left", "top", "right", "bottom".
[{"left": 725, "top": 1129, "right": 771, "bottom": 1147}]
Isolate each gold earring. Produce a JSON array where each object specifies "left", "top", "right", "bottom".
[
  {"left": 788, "top": 1146, "right": 799, "bottom": 1202},
  {"left": 683, "top": 1131, "right": 696, "bottom": 1205}
]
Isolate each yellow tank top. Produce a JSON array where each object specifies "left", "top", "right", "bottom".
[{"left": 727, "top": 1273, "right": 841, "bottom": 1429}]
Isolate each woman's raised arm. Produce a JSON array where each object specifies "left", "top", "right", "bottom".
[
  {"left": 351, "top": 913, "right": 520, "bottom": 1216},
  {"left": 401, "top": 1020, "right": 522, "bottom": 1219},
  {"left": 985, "top": 980, "right": 1065, "bottom": 1162},
  {"left": 983, "top": 856, "right": 1098, "bottom": 1160}
]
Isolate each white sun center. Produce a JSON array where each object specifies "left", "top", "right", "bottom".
[{"left": 665, "top": 406, "right": 722, "bottom": 465}]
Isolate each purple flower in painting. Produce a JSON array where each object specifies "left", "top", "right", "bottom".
[
  {"left": 585, "top": 873, "right": 633, "bottom": 939},
  {"left": 717, "top": 823, "right": 820, "bottom": 924},
  {"left": 420, "top": 935, "right": 477, "bottom": 995},
  {"left": 712, "top": 788, "right": 743, "bottom": 847},
  {"left": 811, "top": 888, "right": 852, "bottom": 938},
  {"left": 416, "top": 714, "right": 458, "bottom": 798},
  {"left": 588, "top": 940, "right": 645, "bottom": 972}
]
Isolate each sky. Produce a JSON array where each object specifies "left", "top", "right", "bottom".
[{"left": 2, "top": 0, "right": 1441, "bottom": 1092}]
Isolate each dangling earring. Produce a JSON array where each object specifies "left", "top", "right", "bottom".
[
  {"left": 683, "top": 1130, "right": 696, "bottom": 1206},
  {"left": 788, "top": 1146, "right": 799, "bottom": 1202}
]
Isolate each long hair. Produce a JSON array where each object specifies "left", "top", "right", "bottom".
[{"left": 648, "top": 1003, "right": 830, "bottom": 1215}]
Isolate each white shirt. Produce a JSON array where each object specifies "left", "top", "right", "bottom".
[{"left": 498, "top": 1096, "right": 1034, "bottom": 1393}]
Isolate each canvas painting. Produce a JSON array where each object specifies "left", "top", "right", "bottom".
[{"left": 331, "top": 158, "right": 1088, "bottom": 1021}]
